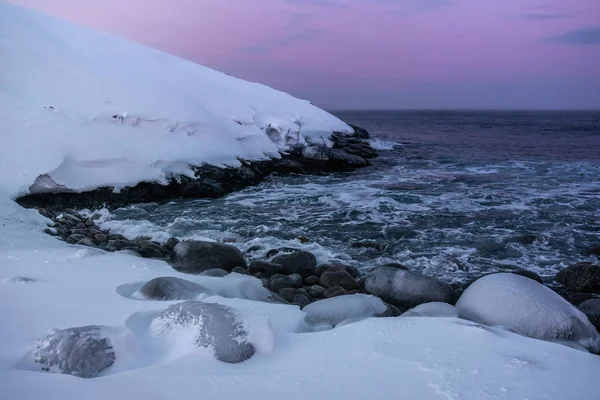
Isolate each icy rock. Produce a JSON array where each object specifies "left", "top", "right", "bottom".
[
  {"left": 271, "top": 251, "right": 317, "bottom": 278},
  {"left": 364, "top": 267, "right": 456, "bottom": 309},
  {"left": 303, "top": 294, "right": 387, "bottom": 327},
  {"left": 169, "top": 240, "right": 247, "bottom": 274},
  {"left": 29, "top": 326, "right": 115, "bottom": 378},
  {"left": 135, "top": 277, "right": 207, "bottom": 301},
  {"left": 320, "top": 268, "right": 360, "bottom": 291},
  {"left": 555, "top": 262, "right": 600, "bottom": 293},
  {"left": 457, "top": 273, "right": 600, "bottom": 352},
  {"left": 402, "top": 302, "right": 458, "bottom": 318},
  {"left": 147, "top": 302, "right": 256, "bottom": 363}
]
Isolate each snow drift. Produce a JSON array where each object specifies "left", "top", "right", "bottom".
[{"left": 0, "top": 2, "right": 352, "bottom": 198}]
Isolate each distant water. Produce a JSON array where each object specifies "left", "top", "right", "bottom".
[{"left": 95, "top": 111, "right": 600, "bottom": 284}]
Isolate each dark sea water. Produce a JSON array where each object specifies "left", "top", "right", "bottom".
[{"left": 95, "top": 111, "right": 600, "bottom": 284}]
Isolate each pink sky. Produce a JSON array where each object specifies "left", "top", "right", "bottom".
[{"left": 9, "top": 0, "right": 600, "bottom": 109}]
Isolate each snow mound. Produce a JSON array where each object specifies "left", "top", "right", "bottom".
[
  {"left": 457, "top": 273, "right": 600, "bottom": 352},
  {"left": 0, "top": 3, "right": 352, "bottom": 197},
  {"left": 402, "top": 302, "right": 458, "bottom": 318},
  {"left": 303, "top": 294, "right": 388, "bottom": 328}
]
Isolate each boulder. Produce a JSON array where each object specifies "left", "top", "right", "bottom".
[
  {"left": 511, "top": 269, "right": 543, "bottom": 284},
  {"left": 315, "top": 264, "right": 359, "bottom": 278},
  {"left": 137, "top": 246, "right": 164, "bottom": 259},
  {"left": 271, "top": 251, "right": 317, "bottom": 278},
  {"left": 303, "top": 294, "right": 387, "bottom": 327},
  {"left": 269, "top": 274, "right": 302, "bottom": 292},
  {"left": 324, "top": 286, "right": 350, "bottom": 298},
  {"left": 304, "top": 275, "right": 320, "bottom": 286},
  {"left": 141, "top": 302, "right": 256, "bottom": 363},
  {"left": 135, "top": 277, "right": 207, "bottom": 301},
  {"left": 307, "top": 285, "right": 326, "bottom": 299},
  {"left": 278, "top": 288, "right": 299, "bottom": 302},
  {"left": 457, "top": 273, "right": 600, "bottom": 352},
  {"left": 29, "top": 326, "right": 115, "bottom": 378},
  {"left": 249, "top": 261, "right": 285, "bottom": 278},
  {"left": 231, "top": 266, "right": 248, "bottom": 275},
  {"left": 578, "top": 299, "right": 600, "bottom": 331},
  {"left": 555, "top": 263, "right": 600, "bottom": 293},
  {"left": 292, "top": 294, "right": 311, "bottom": 307},
  {"left": 169, "top": 240, "right": 246, "bottom": 274},
  {"left": 364, "top": 267, "right": 456, "bottom": 309},
  {"left": 320, "top": 268, "right": 360, "bottom": 291}
]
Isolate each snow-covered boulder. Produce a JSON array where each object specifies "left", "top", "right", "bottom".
[
  {"left": 136, "top": 302, "right": 258, "bottom": 363},
  {"left": 303, "top": 294, "right": 388, "bottom": 328},
  {"left": 555, "top": 262, "right": 600, "bottom": 293},
  {"left": 134, "top": 277, "right": 207, "bottom": 301},
  {"left": 457, "top": 273, "right": 600, "bottom": 352},
  {"left": 364, "top": 267, "right": 456, "bottom": 309},
  {"left": 25, "top": 326, "right": 115, "bottom": 378},
  {"left": 169, "top": 241, "right": 246, "bottom": 274},
  {"left": 402, "top": 302, "right": 458, "bottom": 318}
]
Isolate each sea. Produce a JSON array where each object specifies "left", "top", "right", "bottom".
[{"left": 93, "top": 111, "right": 600, "bottom": 285}]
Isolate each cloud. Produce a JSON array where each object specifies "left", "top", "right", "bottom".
[
  {"left": 546, "top": 27, "right": 600, "bottom": 45},
  {"left": 511, "top": 13, "right": 570, "bottom": 20}
]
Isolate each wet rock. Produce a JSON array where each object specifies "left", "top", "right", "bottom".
[
  {"left": 510, "top": 269, "right": 543, "bottom": 284},
  {"left": 382, "top": 263, "right": 409, "bottom": 271},
  {"left": 307, "top": 285, "right": 326, "bottom": 299},
  {"left": 29, "top": 325, "right": 115, "bottom": 378},
  {"left": 137, "top": 246, "right": 164, "bottom": 259},
  {"left": 579, "top": 299, "right": 600, "bottom": 331},
  {"left": 320, "top": 268, "right": 361, "bottom": 291},
  {"left": 231, "top": 266, "right": 248, "bottom": 275},
  {"left": 555, "top": 262, "right": 600, "bottom": 293},
  {"left": 65, "top": 234, "right": 87, "bottom": 244},
  {"left": 324, "top": 286, "right": 350, "bottom": 298},
  {"left": 304, "top": 276, "right": 320, "bottom": 286},
  {"left": 588, "top": 245, "right": 600, "bottom": 257},
  {"left": 244, "top": 245, "right": 263, "bottom": 254},
  {"left": 169, "top": 240, "right": 247, "bottom": 274},
  {"left": 200, "top": 268, "right": 229, "bottom": 277},
  {"left": 94, "top": 234, "right": 109, "bottom": 243},
  {"left": 113, "top": 239, "right": 132, "bottom": 250},
  {"left": 315, "top": 264, "right": 359, "bottom": 278},
  {"left": 44, "top": 228, "right": 58, "bottom": 236},
  {"left": 364, "top": 267, "right": 456, "bottom": 309},
  {"left": 271, "top": 251, "right": 317, "bottom": 278},
  {"left": 109, "top": 234, "right": 127, "bottom": 242},
  {"left": 249, "top": 261, "right": 285, "bottom": 277},
  {"left": 351, "top": 242, "right": 387, "bottom": 252},
  {"left": 292, "top": 294, "right": 311, "bottom": 307},
  {"left": 381, "top": 302, "right": 404, "bottom": 317},
  {"left": 269, "top": 274, "right": 302, "bottom": 292},
  {"left": 518, "top": 235, "right": 538, "bottom": 245},
  {"left": 165, "top": 237, "right": 180, "bottom": 251},
  {"left": 136, "top": 277, "right": 206, "bottom": 300},
  {"left": 278, "top": 288, "right": 299, "bottom": 302},
  {"left": 298, "top": 236, "right": 310, "bottom": 243}
]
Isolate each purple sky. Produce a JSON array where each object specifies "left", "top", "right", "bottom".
[{"left": 10, "top": 0, "right": 600, "bottom": 109}]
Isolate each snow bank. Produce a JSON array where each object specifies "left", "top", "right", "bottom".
[
  {"left": 457, "top": 273, "right": 600, "bottom": 352},
  {"left": 0, "top": 2, "right": 352, "bottom": 197}
]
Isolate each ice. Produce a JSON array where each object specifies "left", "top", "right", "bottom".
[
  {"left": 303, "top": 294, "right": 388, "bottom": 327},
  {"left": 0, "top": 2, "right": 352, "bottom": 197},
  {"left": 456, "top": 273, "right": 600, "bottom": 352}
]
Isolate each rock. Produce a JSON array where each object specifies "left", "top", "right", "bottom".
[
  {"left": 315, "top": 264, "right": 359, "bottom": 278},
  {"left": 298, "top": 236, "right": 310, "bottom": 243},
  {"left": 510, "top": 269, "right": 543, "bottom": 284},
  {"left": 307, "top": 285, "right": 326, "bottom": 299},
  {"left": 29, "top": 326, "right": 115, "bottom": 378},
  {"left": 402, "top": 302, "right": 458, "bottom": 318},
  {"left": 320, "top": 268, "right": 360, "bottom": 291},
  {"left": 165, "top": 237, "right": 180, "bottom": 251},
  {"left": 579, "top": 299, "right": 600, "bottom": 331},
  {"left": 169, "top": 240, "right": 247, "bottom": 274},
  {"left": 109, "top": 234, "right": 127, "bottom": 241},
  {"left": 84, "top": 218, "right": 95, "bottom": 227},
  {"left": 76, "top": 238, "right": 96, "bottom": 247},
  {"left": 44, "top": 228, "right": 58, "bottom": 236},
  {"left": 270, "top": 251, "right": 317, "bottom": 278},
  {"left": 292, "top": 294, "right": 311, "bottom": 307},
  {"left": 136, "top": 277, "right": 207, "bottom": 300},
  {"left": 555, "top": 262, "right": 600, "bottom": 293},
  {"left": 137, "top": 246, "right": 164, "bottom": 259},
  {"left": 364, "top": 267, "right": 456, "bottom": 309},
  {"left": 381, "top": 302, "right": 404, "bottom": 317},
  {"left": 348, "top": 124, "right": 370, "bottom": 139},
  {"left": 94, "top": 234, "right": 109, "bottom": 243},
  {"left": 244, "top": 245, "right": 263, "bottom": 254},
  {"left": 324, "top": 286, "right": 350, "bottom": 298},
  {"left": 231, "top": 266, "right": 248, "bottom": 275},
  {"left": 249, "top": 261, "right": 285, "bottom": 278},
  {"left": 518, "top": 235, "right": 538, "bottom": 245},
  {"left": 303, "top": 294, "right": 387, "bottom": 327},
  {"left": 351, "top": 242, "right": 387, "bottom": 251},
  {"left": 65, "top": 234, "right": 87, "bottom": 244},
  {"left": 382, "top": 263, "right": 409, "bottom": 271},
  {"left": 304, "top": 276, "right": 320, "bottom": 286},
  {"left": 140, "top": 302, "right": 256, "bottom": 363},
  {"left": 457, "top": 273, "right": 600, "bottom": 352},
  {"left": 587, "top": 245, "right": 600, "bottom": 256},
  {"left": 269, "top": 274, "right": 302, "bottom": 292},
  {"left": 200, "top": 268, "right": 229, "bottom": 277},
  {"left": 278, "top": 288, "right": 299, "bottom": 302},
  {"left": 57, "top": 213, "right": 82, "bottom": 226},
  {"left": 113, "top": 239, "right": 132, "bottom": 250}
]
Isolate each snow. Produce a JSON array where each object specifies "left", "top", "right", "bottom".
[
  {"left": 457, "top": 273, "right": 600, "bottom": 352},
  {"left": 1, "top": 3, "right": 599, "bottom": 399},
  {"left": 402, "top": 302, "right": 459, "bottom": 318},
  {"left": 303, "top": 294, "right": 388, "bottom": 328},
  {"left": 0, "top": 2, "right": 352, "bottom": 197}
]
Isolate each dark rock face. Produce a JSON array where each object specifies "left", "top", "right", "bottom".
[
  {"left": 137, "top": 277, "right": 206, "bottom": 301},
  {"left": 269, "top": 274, "right": 303, "bottom": 292},
  {"left": 315, "top": 264, "right": 359, "bottom": 278},
  {"left": 555, "top": 263, "right": 600, "bottom": 293},
  {"left": 17, "top": 126, "right": 375, "bottom": 210},
  {"left": 510, "top": 269, "right": 543, "bottom": 284},
  {"left": 148, "top": 302, "right": 256, "bottom": 363},
  {"left": 324, "top": 286, "right": 350, "bottom": 298},
  {"left": 304, "top": 276, "right": 320, "bottom": 286},
  {"left": 579, "top": 299, "right": 600, "bottom": 331},
  {"left": 169, "top": 240, "right": 246, "bottom": 274},
  {"left": 270, "top": 251, "right": 317, "bottom": 278},
  {"left": 319, "top": 269, "right": 360, "bottom": 291},
  {"left": 364, "top": 267, "right": 456, "bottom": 309},
  {"left": 31, "top": 326, "right": 115, "bottom": 378},
  {"left": 249, "top": 261, "right": 287, "bottom": 278},
  {"left": 307, "top": 285, "right": 326, "bottom": 299}
]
